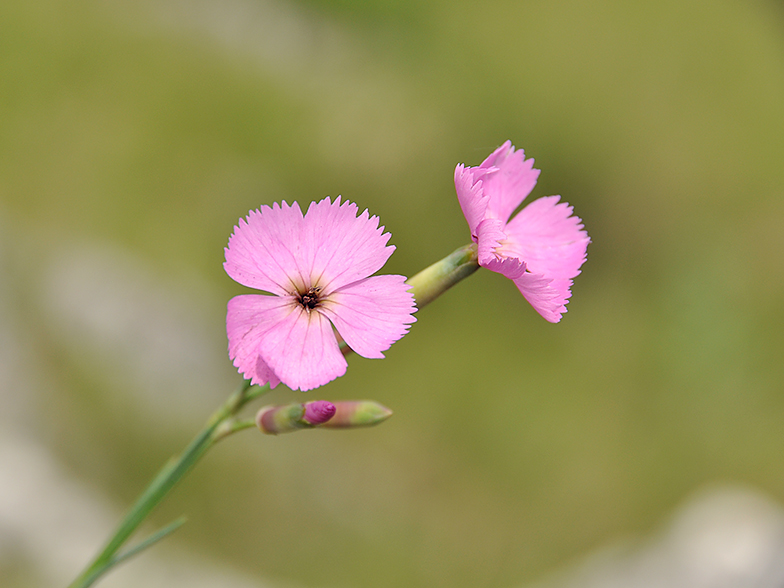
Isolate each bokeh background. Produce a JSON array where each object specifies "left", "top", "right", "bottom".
[{"left": 2, "top": 0, "right": 784, "bottom": 587}]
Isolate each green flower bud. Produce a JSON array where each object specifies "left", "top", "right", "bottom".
[
  {"left": 256, "top": 402, "right": 336, "bottom": 435},
  {"left": 319, "top": 401, "right": 393, "bottom": 428},
  {"left": 256, "top": 403, "right": 306, "bottom": 435}
]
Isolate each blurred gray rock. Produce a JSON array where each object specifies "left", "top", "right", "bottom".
[
  {"left": 531, "top": 486, "right": 784, "bottom": 588},
  {"left": 40, "top": 242, "right": 236, "bottom": 422},
  {"left": 0, "top": 434, "right": 276, "bottom": 588},
  {"left": 0, "top": 219, "right": 274, "bottom": 587}
]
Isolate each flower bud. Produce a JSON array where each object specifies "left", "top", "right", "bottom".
[
  {"left": 256, "top": 401, "right": 335, "bottom": 435},
  {"left": 303, "top": 400, "right": 336, "bottom": 425},
  {"left": 319, "top": 401, "right": 393, "bottom": 428}
]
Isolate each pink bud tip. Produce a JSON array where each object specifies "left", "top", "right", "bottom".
[{"left": 303, "top": 400, "right": 336, "bottom": 425}]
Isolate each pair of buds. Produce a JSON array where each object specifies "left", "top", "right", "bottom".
[{"left": 256, "top": 400, "right": 393, "bottom": 435}]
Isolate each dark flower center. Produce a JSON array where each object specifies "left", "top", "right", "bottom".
[{"left": 297, "top": 286, "right": 322, "bottom": 310}]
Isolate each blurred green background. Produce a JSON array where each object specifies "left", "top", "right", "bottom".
[{"left": 1, "top": 0, "right": 783, "bottom": 587}]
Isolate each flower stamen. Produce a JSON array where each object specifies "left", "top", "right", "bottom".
[{"left": 297, "top": 286, "right": 322, "bottom": 311}]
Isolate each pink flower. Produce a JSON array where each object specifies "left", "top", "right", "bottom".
[
  {"left": 455, "top": 141, "right": 589, "bottom": 322},
  {"left": 224, "top": 197, "right": 416, "bottom": 391}
]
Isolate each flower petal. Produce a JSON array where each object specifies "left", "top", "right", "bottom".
[
  {"left": 296, "top": 197, "right": 396, "bottom": 294},
  {"left": 454, "top": 164, "right": 489, "bottom": 238},
  {"left": 478, "top": 141, "right": 540, "bottom": 224},
  {"left": 224, "top": 202, "right": 306, "bottom": 295},
  {"left": 319, "top": 275, "right": 416, "bottom": 359},
  {"left": 502, "top": 195, "right": 590, "bottom": 280},
  {"left": 512, "top": 273, "right": 573, "bottom": 323},
  {"left": 481, "top": 255, "right": 527, "bottom": 280},
  {"left": 474, "top": 218, "right": 507, "bottom": 266},
  {"left": 259, "top": 304, "right": 347, "bottom": 391},
  {"left": 226, "top": 294, "right": 293, "bottom": 388}
]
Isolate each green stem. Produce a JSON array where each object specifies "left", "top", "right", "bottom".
[
  {"left": 406, "top": 243, "right": 479, "bottom": 309},
  {"left": 68, "top": 379, "right": 266, "bottom": 588},
  {"left": 113, "top": 517, "right": 189, "bottom": 566},
  {"left": 212, "top": 418, "right": 257, "bottom": 442},
  {"left": 67, "top": 243, "right": 481, "bottom": 588},
  {"left": 76, "top": 517, "right": 188, "bottom": 587}
]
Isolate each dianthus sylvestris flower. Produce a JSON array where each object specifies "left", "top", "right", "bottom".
[
  {"left": 455, "top": 141, "right": 590, "bottom": 322},
  {"left": 224, "top": 197, "right": 416, "bottom": 391}
]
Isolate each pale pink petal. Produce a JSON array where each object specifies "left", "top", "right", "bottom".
[
  {"left": 502, "top": 195, "right": 590, "bottom": 280},
  {"left": 478, "top": 141, "right": 540, "bottom": 224},
  {"left": 294, "top": 197, "right": 397, "bottom": 294},
  {"left": 512, "top": 273, "right": 572, "bottom": 323},
  {"left": 454, "top": 164, "right": 489, "bottom": 238},
  {"left": 226, "top": 294, "right": 294, "bottom": 388},
  {"left": 318, "top": 275, "right": 416, "bottom": 359},
  {"left": 224, "top": 202, "right": 306, "bottom": 296},
  {"left": 475, "top": 141, "right": 514, "bottom": 172},
  {"left": 482, "top": 255, "right": 527, "bottom": 280},
  {"left": 474, "top": 218, "right": 507, "bottom": 266},
  {"left": 258, "top": 305, "right": 347, "bottom": 391},
  {"left": 253, "top": 355, "right": 280, "bottom": 389}
]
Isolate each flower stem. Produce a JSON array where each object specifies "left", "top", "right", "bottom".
[
  {"left": 67, "top": 379, "right": 267, "bottom": 588},
  {"left": 68, "top": 243, "right": 480, "bottom": 588},
  {"left": 406, "top": 242, "right": 479, "bottom": 309},
  {"left": 212, "top": 418, "right": 257, "bottom": 441}
]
